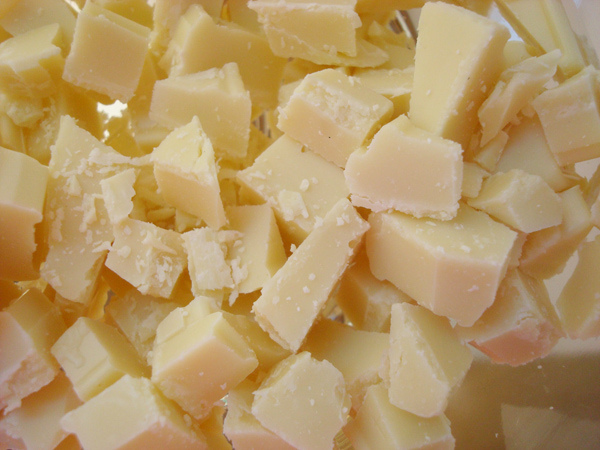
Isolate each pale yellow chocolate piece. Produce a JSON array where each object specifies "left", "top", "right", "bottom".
[
  {"left": 158, "top": 4, "right": 286, "bottom": 109},
  {"left": 105, "top": 290, "right": 179, "bottom": 365},
  {"left": 0, "top": 147, "right": 48, "bottom": 281},
  {"left": 467, "top": 169, "right": 562, "bottom": 233},
  {"left": 352, "top": 67, "right": 413, "bottom": 119},
  {"left": 367, "top": 204, "right": 518, "bottom": 327},
  {"left": 474, "top": 130, "right": 509, "bottom": 172},
  {"left": 478, "top": 49, "right": 560, "bottom": 146},
  {"left": 226, "top": 204, "right": 287, "bottom": 294},
  {"left": 345, "top": 114, "right": 463, "bottom": 220},
  {"left": 409, "top": 2, "right": 509, "bottom": 148},
  {"left": 226, "top": 0, "right": 262, "bottom": 33},
  {"left": 520, "top": 186, "right": 593, "bottom": 279},
  {"left": 386, "top": 303, "right": 473, "bottom": 417},
  {"left": 462, "top": 161, "right": 489, "bottom": 199},
  {"left": 364, "top": 21, "right": 415, "bottom": 71},
  {"left": 458, "top": 268, "right": 564, "bottom": 366},
  {"left": 278, "top": 68, "right": 393, "bottom": 168},
  {"left": 100, "top": 168, "right": 137, "bottom": 225},
  {"left": 0, "top": 0, "right": 76, "bottom": 42},
  {"left": 0, "top": 372, "right": 81, "bottom": 450},
  {"left": 223, "top": 379, "right": 296, "bottom": 450},
  {"left": 150, "top": 63, "right": 251, "bottom": 160},
  {"left": 249, "top": 0, "right": 360, "bottom": 62},
  {"left": 532, "top": 66, "right": 600, "bottom": 166},
  {"left": 105, "top": 218, "right": 187, "bottom": 299},
  {"left": 556, "top": 235, "right": 600, "bottom": 339},
  {"left": 50, "top": 316, "right": 148, "bottom": 402},
  {"left": 152, "top": 300, "right": 258, "bottom": 421},
  {"left": 41, "top": 115, "right": 131, "bottom": 304},
  {"left": 252, "top": 351, "right": 351, "bottom": 450},
  {"left": 93, "top": 0, "right": 154, "bottom": 28},
  {"left": 301, "top": 318, "right": 388, "bottom": 410},
  {"left": 335, "top": 248, "right": 413, "bottom": 333},
  {"left": 63, "top": 2, "right": 150, "bottom": 102},
  {"left": 61, "top": 375, "right": 208, "bottom": 450},
  {"left": 0, "top": 289, "right": 66, "bottom": 412},
  {"left": 151, "top": 117, "right": 226, "bottom": 229},
  {"left": 236, "top": 134, "right": 349, "bottom": 245},
  {"left": 343, "top": 383, "right": 455, "bottom": 450},
  {"left": 0, "top": 23, "right": 64, "bottom": 99},
  {"left": 495, "top": 115, "right": 578, "bottom": 192},
  {"left": 252, "top": 198, "right": 369, "bottom": 352}
]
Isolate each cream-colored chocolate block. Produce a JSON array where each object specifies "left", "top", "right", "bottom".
[
  {"left": 249, "top": 0, "right": 360, "bottom": 63},
  {"left": 364, "top": 21, "right": 416, "bottom": 71},
  {"left": 151, "top": 116, "right": 226, "bottom": 229},
  {"left": 335, "top": 248, "right": 412, "bottom": 333},
  {"left": 387, "top": 303, "right": 473, "bottom": 417},
  {"left": 236, "top": 135, "right": 349, "bottom": 245},
  {"left": 41, "top": 116, "right": 130, "bottom": 304},
  {"left": 367, "top": 204, "right": 518, "bottom": 327},
  {"left": 0, "top": 147, "right": 47, "bottom": 281},
  {"left": 478, "top": 49, "right": 560, "bottom": 146},
  {"left": 467, "top": 169, "right": 562, "bottom": 233},
  {"left": 409, "top": 2, "right": 509, "bottom": 148},
  {"left": 224, "top": 379, "right": 295, "bottom": 450},
  {"left": 158, "top": 4, "right": 286, "bottom": 109},
  {"left": 226, "top": 204, "right": 287, "bottom": 295},
  {"left": 150, "top": 63, "right": 251, "bottom": 160},
  {"left": 0, "top": 23, "right": 64, "bottom": 99},
  {"left": 556, "top": 235, "right": 600, "bottom": 339},
  {"left": 51, "top": 317, "right": 148, "bottom": 402},
  {"left": 100, "top": 168, "right": 136, "bottom": 225},
  {"left": 343, "top": 383, "right": 455, "bottom": 450},
  {"left": 457, "top": 268, "right": 563, "bottom": 366},
  {"left": 61, "top": 375, "right": 208, "bottom": 450},
  {"left": 63, "top": 1, "right": 150, "bottom": 102},
  {"left": 0, "top": 0, "right": 76, "bottom": 42},
  {"left": 252, "top": 198, "right": 369, "bottom": 352},
  {"left": 105, "top": 219, "right": 187, "bottom": 299},
  {"left": 252, "top": 352, "right": 351, "bottom": 450},
  {"left": 520, "top": 186, "right": 592, "bottom": 279},
  {"left": 462, "top": 162, "right": 489, "bottom": 199},
  {"left": 0, "top": 372, "right": 80, "bottom": 450},
  {"left": 532, "top": 66, "right": 600, "bottom": 166},
  {"left": 105, "top": 290, "right": 179, "bottom": 365},
  {"left": 0, "top": 89, "right": 44, "bottom": 128},
  {"left": 93, "top": 0, "right": 154, "bottom": 28},
  {"left": 352, "top": 67, "right": 413, "bottom": 119},
  {"left": 301, "top": 319, "right": 388, "bottom": 410},
  {"left": 495, "top": 116, "right": 577, "bottom": 192},
  {"left": 278, "top": 68, "right": 393, "bottom": 168},
  {"left": 151, "top": 305, "right": 258, "bottom": 421},
  {"left": 183, "top": 228, "right": 235, "bottom": 296},
  {"left": 345, "top": 114, "right": 462, "bottom": 220},
  {"left": 473, "top": 130, "right": 508, "bottom": 172},
  {"left": 496, "top": 0, "right": 586, "bottom": 77},
  {"left": 0, "top": 289, "right": 65, "bottom": 412}
]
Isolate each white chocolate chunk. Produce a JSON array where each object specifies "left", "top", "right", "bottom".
[
  {"left": 100, "top": 168, "right": 137, "bottom": 225},
  {"left": 367, "top": 204, "right": 518, "bottom": 327},
  {"left": 467, "top": 169, "right": 562, "bottom": 233},
  {"left": 63, "top": 1, "right": 150, "bottom": 102},
  {"left": 61, "top": 375, "right": 208, "bottom": 450},
  {"left": 409, "top": 2, "right": 509, "bottom": 148},
  {"left": 252, "top": 198, "right": 369, "bottom": 352},
  {"left": 278, "top": 68, "right": 393, "bottom": 168},
  {"left": 462, "top": 161, "right": 490, "bottom": 199},
  {"left": 387, "top": 303, "right": 473, "bottom": 418},
  {"left": 252, "top": 351, "right": 351, "bottom": 450},
  {"left": 0, "top": 0, "right": 76, "bottom": 43},
  {"left": 345, "top": 114, "right": 463, "bottom": 220},
  {"left": 0, "top": 147, "right": 48, "bottom": 281}
]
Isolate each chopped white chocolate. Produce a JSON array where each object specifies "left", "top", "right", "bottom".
[
  {"left": 63, "top": 2, "right": 150, "bottom": 102},
  {"left": 367, "top": 204, "right": 518, "bottom": 327},
  {"left": 278, "top": 68, "right": 393, "bottom": 168},
  {"left": 0, "top": 0, "right": 76, "bottom": 43},
  {"left": 252, "top": 351, "right": 351, "bottom": 450},
  {"left": 50, "top": 316, "right": 149, "bottom": 402},
  {"left": 100, "top": 168, "right": 137, "bottom": 225},
  {"left": 352, "top": 67, "right": 414, "bottom": 119},
  {"left": 386, "top": 303, "right": 473, "bottom": 418},
  {"left": 60, "top": 375, "right": 208, "bottom": 450},
  {"left": 462, "top": 161, "right": 490, "bottom": 199},
  {"left": 253, "top": 198, "right": 369, "bottom": 352},
  {"left": 151, "top": 299, "right": 258, "bottom": 421},
  {"left": 409, "top": 2, "right": 510, "bottom": 148},
  {"left": 345, "top": 114, "right": 463, "bottom": 220},
  {"left": 0, "top": 147, "right": 48, "bottom": 281},
  {"left": 457, "top": 268, "right": 564, "bottom": 366},
  {"left": 343, "top": 383, "right": 455, "bottom": 450},
  {"left": 474, "top": 130, "right": 509, "bottom": 173}
]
